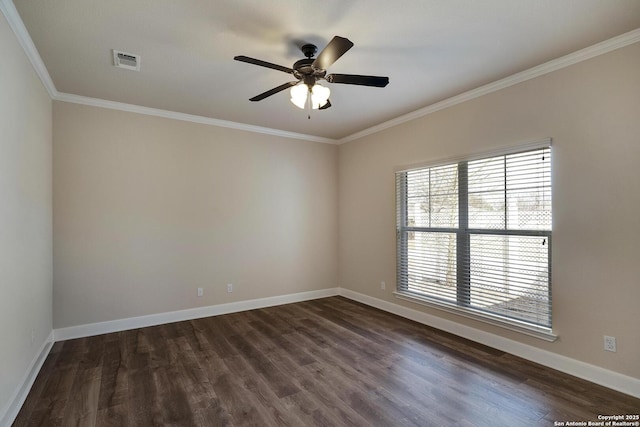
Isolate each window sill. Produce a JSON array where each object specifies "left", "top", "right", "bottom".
[{"left": 393, "top": 291, "right": 558, "bottom": 342}]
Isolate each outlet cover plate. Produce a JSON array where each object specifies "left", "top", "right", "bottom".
[{"left": 604, "top": 335, "right": 616, "bottom": 352}]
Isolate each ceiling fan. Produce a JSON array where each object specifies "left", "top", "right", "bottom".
[{"left": 234, "top": 36, "right": 389, "bottom": 113}]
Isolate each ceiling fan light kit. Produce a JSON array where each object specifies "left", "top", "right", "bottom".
[
  {"left": 234, "top": 36, "right": 389, "bottom": 116},
  {"left": 290, "top": 82, "right": 330, "bottom": 110}
]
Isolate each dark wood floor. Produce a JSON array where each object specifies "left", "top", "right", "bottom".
[{"left": 13, "top": 297, "right": 639, "bottom": 426}]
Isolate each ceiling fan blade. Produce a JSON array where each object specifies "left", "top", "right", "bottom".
[
  {"left": 319, "top": 100, "right": 331, "bottom": 110},
  {"left": 234, "top": 55, "right": 294, "bottom": 74},
  {"left": 325, "top": 73, "right": 389, "bottom": 87},
  {"left": 249, "top": 81, "right": 299, "bottom": 102},
  {"left": 312, "top": 36, "right": 354, "bottom": 70}
]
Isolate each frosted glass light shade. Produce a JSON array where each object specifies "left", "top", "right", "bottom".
[
  {"left": 290, "top": 84, "right": 308, "bottom": 109},
  {"left": 311, "top": 84, "right": 330, "bottom": 109}
]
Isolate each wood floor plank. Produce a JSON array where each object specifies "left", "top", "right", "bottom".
[
  {"left": 97, "top": 336, "right": 127, "bottom": 411},
  {"left": 192, "top": 316, "right": 239, "bottom": 360},
  {"left": 60, "top": 366, "right": 101, "bottom": 427},
  {"left": 152, "top": 362, "right": 196, "bottom": 426},
  {"left": 281, "top": 363, "right": 374, "bottom": 427},
  {"left": 168, "top": 336, "right": 229, "bottom": 424},
  {"left": 223, "top": 354, "right": 305, "bottom": 426},
  {"left": 19, "top": 360, "right": 80, "bottom": 426},
  {"left": 203, "top": 352, "right": 286, "bottom": 426},
  {"left": 13, "top": 297, "right": 640, "bottom": 426},
  {"left": 124, "top": 333, "right": 161, "bottom": 426},
  {"left": 226, "top": 332, "right": 301, "bottom": 399}
]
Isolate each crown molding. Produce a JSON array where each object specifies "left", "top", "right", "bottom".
[
  {"left": 0, "top": 0, "right": 58, "bottom": 98},
  {"left": 53, "top": 92, "right": 339, "bottom": 144},
  {"left": 1, "top": 0, "right": 337, "bottom": 145},
  {"left": 3, "top": 0, "right": 639, "bottom": 145},
  {"left": 338, "top": 27, "right": 640, "bottom": 144}
]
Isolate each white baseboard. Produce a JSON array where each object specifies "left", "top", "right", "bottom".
[
  {"left": 54, "top": 287, "right": 340, "bottom": 341},
  {"left": 338, "top": 288, "right": 640, "bottom": 399},
  {"left": 2, "top": 288, "right": 339, "bottom": 426},
  {"left": 0, "top": 331, "right": 54, "bottom": 427},
  {"left": 5, "top": 285, "right": 637, "bottom": 427}
]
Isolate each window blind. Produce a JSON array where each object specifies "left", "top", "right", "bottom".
[{"left": 396, "top": 145, "right": 552, "bottom": 332}]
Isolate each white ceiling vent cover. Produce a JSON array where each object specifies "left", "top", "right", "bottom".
[{"left": 112, "top": 50, "right": 141, "bottom": 71}]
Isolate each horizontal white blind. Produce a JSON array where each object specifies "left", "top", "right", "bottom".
[
  {"left": 397, "top": 146, "right": 552, "bottom": 330},
  {"left": 406, "top": 164, "right": 458, "bottom": 228}
]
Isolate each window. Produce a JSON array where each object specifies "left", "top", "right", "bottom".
[{"left": 396, "top": 142, "right": 552, "bottom": 337}]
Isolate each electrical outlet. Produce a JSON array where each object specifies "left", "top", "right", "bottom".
[
  {"left": 227, "top": 283, "right": 233, "bottom": 293},
  {"left": 381, "top": 281, "right": 386, "bottom": 290},
  {"left": 604, "top": 335, "right": 616, "bottom": 352},
  {"left": 197, "top": 287, "right": 203, "bottom": 297}
]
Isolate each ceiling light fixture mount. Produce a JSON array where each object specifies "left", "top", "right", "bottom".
[{"left": 234, "top": 36, "right": 389, "bottom": 116}]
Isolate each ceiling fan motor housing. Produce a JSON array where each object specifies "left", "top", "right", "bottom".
[{"left": 293, "top": 57, "right": 326, "bottom": 86}]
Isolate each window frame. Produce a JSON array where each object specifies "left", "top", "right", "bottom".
[{"left": 395, "top": 139, "right": 556, "bottom": 341}]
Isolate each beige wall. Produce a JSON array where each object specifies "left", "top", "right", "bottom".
[
  {"left": 338, "top": 42, "right": 640, "bottom": 378},
  {"left": 4, "top": 8, "right": 637, "bottom": 413},
  {"left": 53, "top": 102, "right": 338, "bottom": 328},
  {"left": 0, "top": 12, "right": 52, "bottom": 420}
]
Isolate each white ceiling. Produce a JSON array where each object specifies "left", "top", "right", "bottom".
[{"left": 10, "top": 0, "right": 640, "bottom": 140}]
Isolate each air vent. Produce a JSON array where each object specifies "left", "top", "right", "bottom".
[{"left": 112, "top": 50, "right": 141, "bottom": 71}]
